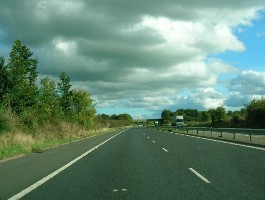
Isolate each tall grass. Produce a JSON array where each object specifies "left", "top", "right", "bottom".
[{"left": 0, "top": 111, "right": 112, "bottom": 160}]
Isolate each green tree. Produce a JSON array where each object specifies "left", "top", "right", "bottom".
[
  {"left": 57, "top": 72, "right": 72, "bottom": 114},
  {"left": 161, "top": 109, "right": 172, "bottom": 124},
  {"left": 0, "top": 57, "right": 9, "bottom": 102},
  {"left": 70, "top": 89, "right": 96, "bottom": 127},
  {"left": 184, "top": 109, "right": 199, "bottom": 121},
  {"left": 37, "top": 77, "right": 62, "bottom": 124},
  {"left": 175, "top": 109, "right": 185, "bottom": 115},
  {"left": 215, "top": 107, "right": 226, "bottom": 123},
  {"left": 200, "top": 111, "right": 210, "bottom": 122},
  {"left": 208, "top": 109, "right": 217, "bottom": 125},
  {"left": 6, "top": 40, "right": 38, "bottom": 113},
  {"left": 208, "top": 107, "right": 226, "bottom": 125},
  {"left": 246, "top": 98, "right": 265, "bottom": 127},
  {"left": 101, "top": 114, "right": 110, "bottom": 120}
]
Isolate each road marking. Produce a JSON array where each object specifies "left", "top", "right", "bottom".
[
  {"left": 147, "top": 137, "right": 150, "bottom": 139},
  {"left": 152, "top": 141, "right": 155, "bottom": 143},
  {"left": 189, "top": 168, "right": 211, "bottom": 183},
  {"left": 173, "top": 132, "right": 265, "bottom": 151},
  {"left": 121, "top": 189, "right": 127, "bottom": 192},
  {"left": 8, "top": 131, "right": 126, "bottom": 200},
  {"left": 162, "top": 148, "right": 169, "bottom": 152},
  {"left": 113, "top": 189, "right": 119, "bottom": 192}
]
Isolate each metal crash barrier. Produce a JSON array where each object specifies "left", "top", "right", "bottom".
[{"left": 170, "top": 127, "right": 265, "bottom": 141}]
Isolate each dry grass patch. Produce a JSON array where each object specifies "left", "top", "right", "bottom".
[{"left": 0, "top": 120, "right": 119, "bottom": 160}]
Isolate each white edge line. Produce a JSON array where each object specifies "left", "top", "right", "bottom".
[
  {"left": 8, "top": 131, "right": 125, "bottom": 200},
  {"left": 189, "top": 168, "right": 211, "bottom": 184},
  {"left": 162, "top": 148, "right": 168, "bottom": 152},
  {"left": 173, "top": 132, "right": 265, "bottom": 151}
]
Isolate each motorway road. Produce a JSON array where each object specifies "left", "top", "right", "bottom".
[{"left": 1, "top": 127, "right": 265, "bottom": 199}]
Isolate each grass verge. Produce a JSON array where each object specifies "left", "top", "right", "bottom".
[{"left": 0, "top": 122, "right": 123, "bottom": 160}]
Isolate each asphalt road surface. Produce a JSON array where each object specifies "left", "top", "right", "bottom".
[{"left": 1, "top": 127, "right": 265, "bottom": 199}]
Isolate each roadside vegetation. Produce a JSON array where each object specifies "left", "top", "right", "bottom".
[
  {"left": 160, "top": 99, "right": 265, "bottom": 129},
  {"left": 0, "top": 40, "right": 133, "bottom": 160}
]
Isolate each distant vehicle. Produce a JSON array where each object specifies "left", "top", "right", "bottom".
[{"left": 171, "top": 115, "right": 184, "bottom": 127}]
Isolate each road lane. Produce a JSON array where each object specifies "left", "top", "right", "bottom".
[
  {"left": 19, "top": 128, "right": 203, "bottom": 199},
  {"left": 143, "top": 127, "right": 265, "bottom": 199},
  {"left": 0, "top": 129, "right": 125, "bottom": 200},
  {"left": 2, "top": 127, "right": 265, "bottom": 199}
]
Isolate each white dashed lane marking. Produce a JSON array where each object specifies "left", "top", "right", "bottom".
[
  {"left": 189, "top": 168, "right": 211, "bottom": 184},
  {"left": 112, "top": 189, "right": 128, "bottom": 192}
]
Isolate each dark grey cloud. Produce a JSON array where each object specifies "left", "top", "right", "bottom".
[
  {"left": 229, "top": 70, "right": 265, "bottom": 95},
  {"left": 225, "top": 94, "right": 252, "bottom": 108}
]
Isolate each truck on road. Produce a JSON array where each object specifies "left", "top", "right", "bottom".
[{"left": 171, "top": 115, "right": 184, "bottom": 127}]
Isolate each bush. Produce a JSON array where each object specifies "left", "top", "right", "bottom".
[
  {"left": 0, "top": 112, "right": 10, "bottom": 134},
  {"left": 246, "top": 98, "right": 265, "bottom": 128}
]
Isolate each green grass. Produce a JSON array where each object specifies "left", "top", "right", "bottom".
[
  {"left": 0, "top": 145, "right": 30, "bottom": 160},
  {"left": 0, "top": 127, "right": 124, "bottom": 160}
]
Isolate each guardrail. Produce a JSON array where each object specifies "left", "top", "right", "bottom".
[{"left": 169, "top": 127, "right": 265, "bottom": 141}]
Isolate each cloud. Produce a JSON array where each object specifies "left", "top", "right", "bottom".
[
  {"left": 0, "top": 0, "right": 264, "bottom": 117},
  {"left": 225, "top": 92, "right": 252, "bottom": 108},
  {"left": 229, "top": 70, "right": 265, "bottom": 95}
]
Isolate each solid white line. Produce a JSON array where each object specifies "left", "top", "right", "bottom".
[
  {"left": 162, "top": 148, "right": 169, "bottom": 152},
  {"left": 189, "top": 168, "right": 211, "bottom": 183},
  {"left": 8, "top": 131, "right": 125, "bottom": 200},
  {"left": 173, "top": 132, "right": 265, "bottom": 151}
]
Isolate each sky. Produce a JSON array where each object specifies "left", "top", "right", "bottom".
[{"left": 0, "top": 0, "right": 265, "bottom": 119}]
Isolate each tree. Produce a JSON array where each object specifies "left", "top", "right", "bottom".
[
  {"left": 0, "top": 57, "right": 9, "bottom": 102},
  {"left": 200, "top": 111, "right": 210, "bottom": 122},
  {"left": 70, "top": 89, "right": 96, "bottom": 127},
  {"left": 215, "top": 107, "right": 226, "bottom": 123},
  {"left": 208, "top": 109, "right": 217, "bottom": 125},
  {"left": 101, "top": 114, "right": 110, "bottom": 120},
  {"left": 6, "top": 40, "right": 38, "bottom": 113},
  {"left": 57, "top": 72, "right": 72, "bottom": 114},
  {"left": 175, "top": 109, "right": 184, "bottom": 115},
  {"left": 161, "top": 109, "right": 172, "bottom": 124},
  {"left": 37, "top": 77, "right": 62, "bottom": 124},
  {"left": 246, "top": 98, "right": 265, "bottom": 127},
  {"left": 208, "top": 107, "right": 226, "bottom": 125},
  {"left": 184, "top": 109, "right": 199, "bottom": 121}
]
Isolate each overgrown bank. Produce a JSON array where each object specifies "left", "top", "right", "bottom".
[
  {"left": 0, "top": 40, "right": 133, "bottom": 160},
  {"left": 0, "top": 112, "right": 113, "bottom": 160}
]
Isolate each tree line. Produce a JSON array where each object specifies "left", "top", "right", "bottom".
[
  {"left": 0, "top": 40, "right": 132, "bottom": 133},
  {"left": 161, "top": 99, "right": 265, "bottom": 128},
  {"left": 0, "top": 40, "right": 96, "bottom": 131},
  {"left": 96, "top": 113, "right": 133, "bottom": 128}
]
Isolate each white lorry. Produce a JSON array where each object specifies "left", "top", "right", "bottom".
[{"left": 171, "top": 115, "right": 184, "bottom": 127}]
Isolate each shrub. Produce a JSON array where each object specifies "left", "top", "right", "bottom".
[{"left": 0, "top": 112, "right": 10, "bottom": 134}]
